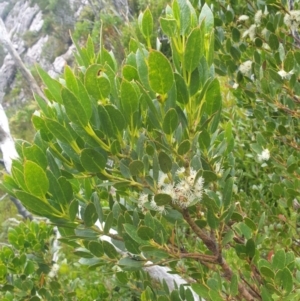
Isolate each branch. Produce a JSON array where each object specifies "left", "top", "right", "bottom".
[{"left": 182, "top": 209, "right": 260, "bottom": 301}]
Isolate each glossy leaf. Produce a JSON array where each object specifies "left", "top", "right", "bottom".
[
  {"left": 61, "top": 87, "right": 89, "bottom": 126},
  {"left": 158, "top": 151, "right": 172, "bottom": 173},
  {"left": 148, "top": 50, "right": 174, "bottom": 95},
  {"left": 199, "top": 3, "right": 214, "bottom": 33},
  {"left": 24, "top": 161, "right": 49, "bottom": 198},
  {"left": 163, "top": 108, "right": 178, "bottom": 134},
  {"left": 80, "top": 148, "right": 106, "bottom": 172},
  {"left": 84, "top": 203, "right": 98, "bottom": 227},
  {"left": 184, "top": 27, "right": 203, "bottom": 73}
]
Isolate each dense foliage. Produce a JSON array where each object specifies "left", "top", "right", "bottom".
[{"left": 1, "top": 0, "right": 300, "bottom": 300}]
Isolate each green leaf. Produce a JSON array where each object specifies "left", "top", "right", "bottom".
[
  {"left": 260, "top": 266, "right": 275, "bottom": 279},
  {"left": 24, "top": 161, "right": 49, "bottom": 198},
  {"left": 122, "top": 65, "right": 139, "bottom": 81},
  {"left": 88, "top": 241, "right": 104, "bottom": 257},
  {"left": 178, "top": 140, "right": 191, "bottom": 155},
  {"left": 268, "top": 33, "right": 279, "bottom": 50},
  {"left": 175, "top": 73, "right": 189, "bottom": 105},
  {"left": 98, "top": 105, "right": 115, "bottom": 137},
  {"left": 148, "top": 50, "right": 174, "bottom": 95},
  {"left": 86, "top": 35, "right": 95, "bottom": 61},
  {"left": 23, "top": 144, "right": 47, "bottom": 170},
  {"left": 120, "top": 80, "right": 139, "bottom": 124},
  {"left": 129, "top": 160, "right": 144, "bottom": 176},
  {"left": 261, "top": 286, "right": 273, "bottom": 301},
  {"left": 84, "top": 203, "right": 98, "bottom": 227},
  {"left": 160, "top": 18, "right": 178, "bottom": 37},
  {"left": 36, "top": 65, "right": 63, "bottom": 103},
  {"left": 202, "top": 170, "right": 218, "bottom": 182},
  {"left": 118, "top": 257, "right": 143, "bottom": 270},
  {"left": 199, "top": 3, "right": 214, "bottom": 32},
  {"left": 15, "top": 191, "right": 61, "bottom": 217},
  {"left": 246, "top": 238, "right": 256, "bottom": 258},
  {"left": 85, "top": 65, "right": 106, "bottom": 100},
  {"left": 61, "top": 87, "right": 89, "bottom": 126},
  {"left": 272, "top": 249, "right": 286, "bottom": 270},
  {"left": 44, "top": 118, "right": 75, "bottom": 145},
  {"left": 223, "top": 177, "right": 233, "bottom": 208},
  {"left": 69, "top": 199, "right": 78, "bottom": 221},
  {"left": 281, "top": 267, "right": 293, "bottom": 294},
  {"left": 177, "top": 0, "right": 192, "bottom": 35},
  {"left": 232, "top": 27, "right": 240, "bottom": 42},
  {"left": 205, "top": 78, "right": 222, "bottom": 115},
  {"left": 139, "top": 8, "right": 153, "bottom": 39},
  {"left": 137, "top": 226, "right": 154, "bottom": 240},
  {"left": 184, "top": 27, "right": 203, "bottom": 73},
  {"left": 198, "top": 130, "right": 210, "bottom": 150},
  {"left": 163, "top": 108, "right": 178, "bottom": 134},
  {"left": 124, "top": 223, "right": 149, "bottom": 245},
  {"left": 158, "top": 151, "right": 172, "bottom": 173},
  {"left": 222, "top": 229, "right": 234, "bottom": 246},
  {"left": 64, "top": 65, "right": 79, "bottom": 95},
  {"left": 102, "top": 240, "right": 118, "bottom": 259},
  {"left": 104, "top": 212, "right": 114, "bottom": 234},
  {"left": 284, "top": 51, "right": 294, "bottom": 72},
  {"left": 154, "top": 193, "right": 172, "bottom": 206},
  {"left": 80, "top": 148, "right": 106, "bottom": 172},
  {"left": 207, "top": 209, "right": 219, "bottom": 229},
  {"left": 105, "top": 105, "right": 127, "bottom": 133},
  {"left": 92, "top": 192, "right": 104, "bottom": 223},
  {"left": 191, "top": 283, "right": 209, "bottom": 299}
]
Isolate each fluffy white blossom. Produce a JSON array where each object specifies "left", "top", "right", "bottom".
[
  {"left": 242, "top": 24, "right": 257, "bottom": 41},
  {"left": 48, "top": 264, "right": 60, "bottom": 278},
  {"left": 239, "top": 60, "right": 252, "bottom": 75},
  {"left": 255, "top": 10, "right": 263, "bottom": 24},
  {"left": 138, "top": 168, "right": 205, "bottom": 212},
  {"left": 258, "top": 149, "right": 270, "bottom": 162},
  {"left": 138, "top": 193, "right": 149, "bottom": 210},
  {"left": 284, "top": 10, "right": 300, "bottom": 31},
  {"left": 238, "top": 15, "right": 249, "bottom": 21},
  {"left": 278, "top": 69, "right": 294, "bottom": 79},
  {"left": 261, "top": 28, "right": 268, "bottom": 37},
  {"left": 232, "top": 83, "right": 239, "bottom": 89}
]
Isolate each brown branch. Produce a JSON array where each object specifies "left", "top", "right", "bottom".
[
  {"left": 182, "top": 209, "right": 261, "bottom": 301},
  {"left": 221, "top": 260, "right": 261, "bottom": 301},
  {"left": 182, "top": 209, "right": 218, "bottom": 255},
  {"left": 180, "top": 252, "right": 217, "bottom": 263}
]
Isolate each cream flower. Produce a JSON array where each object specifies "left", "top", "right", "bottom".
[
  {"left": 239, "top": 60, "right": 252, "bottom": 75},
  {"left": 254, "top": 10, "right": 263, "bottom": 24},
  {"left": 284, "top": 10, "right": 300, "bottom": 31},
  {"left": 258, "top": 149, "right": 270, "bottom": 162},
  {"left": 238, "top": 15, "right": 249, "bottom": 21}
]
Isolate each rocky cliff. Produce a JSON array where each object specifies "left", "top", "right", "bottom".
[{"left": 0, "top": 0, "right": 129, "bottom": 105}]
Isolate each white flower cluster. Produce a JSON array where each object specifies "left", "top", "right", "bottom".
[
  {"left": 278, "top": 69, "right": 294, "bottom": 79},
  {"left": 137, "top": 168, "right": 204, "bottom": 212},
  {"left": 254, "top": 10, "right": 263, "bottom": 24},
  {"left": 238, "top": 15, "right": 249, "bottom": 21},
  {"left": 258, "top": 149, "right": 270, "bottom": 162},
  {"left": 241, "top": 9, "right": 267, "bottom": 41},
  {"left": 48, "top": 263, "right": 60, "bottom": 278},
  {"left": 242, "top": 24, "right": 257, "bottom": 41},
  {"left": 284, "top": 10, "right": 300, "bottom": 31},
  {"left": 239, "top": 60, "right": 252, "bottom": 75}
]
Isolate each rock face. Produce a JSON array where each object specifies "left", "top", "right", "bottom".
[{"left": 0, "top": 0, "right": 129, "bottom": 105}]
